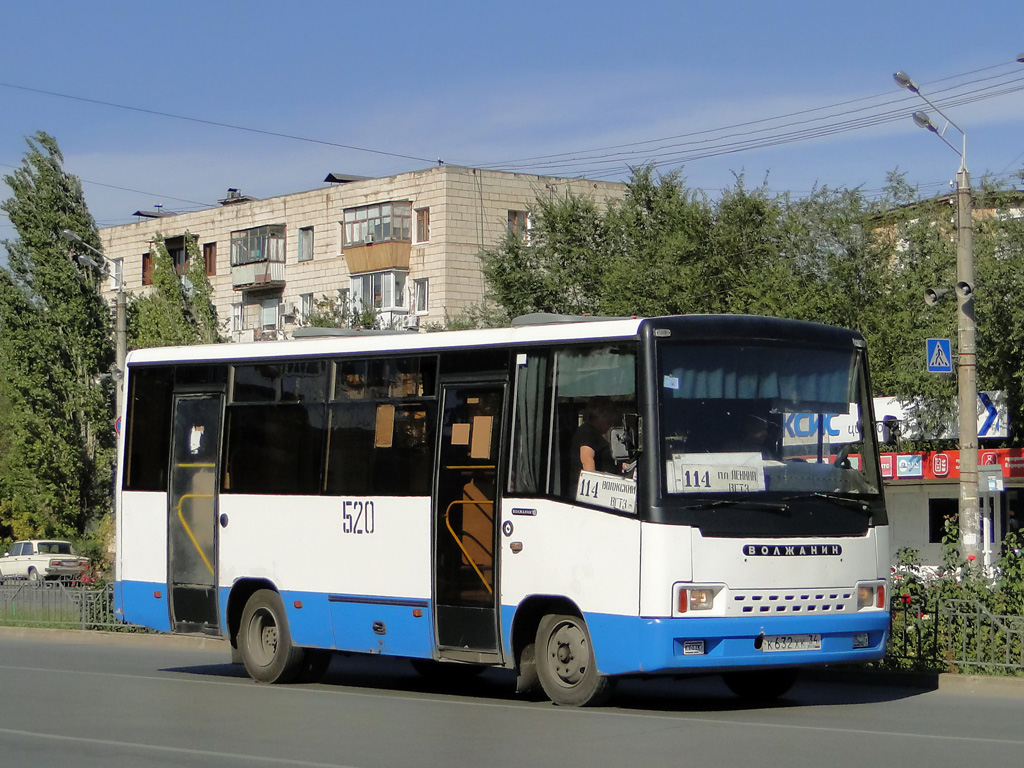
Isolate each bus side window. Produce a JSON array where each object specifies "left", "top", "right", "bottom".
[
  {"left": 509, "top": 352, "right": 552, "bottom": 496},
  {"left": 509, "top": 345, "right": 636, "bottom": 501}
]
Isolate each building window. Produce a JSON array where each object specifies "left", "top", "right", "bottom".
[
  {"left": 298, "top": 226, "right": 314, "bottom": 263},
  {"left": 261, "top": 297, "right": 280, "bottom": 329},
  {"left": 230, "top": 225, "right": 286, "bottom": 266},
  {"left": 343, "top": 202, "right": 411, "bottom": 247},
  {"left": 203, "top": 242, "right": 217, "bottom": 276},
  {"left": 351, "top": 270, "right": 407, "bottom": 311},
  {"left": 928, "top": 497, "right": 958, "bottom": 543},
  {"left": 164, "top": 236, "right": 189, "bottom": 275},
  {"left": 231, "top": 303, "right": 242, "bottom": 334},
  {"left": 142, "top": 251, "right": 154, "bottom": 286},
  {"left": 415, "top": 207, "right": 430, "bottom": 243},
  {"left": 110, "top": 258, "right": 124, "bottom": 292},
  {"left": 414, "top": 278, "right": 429, "bottom": 315},
  {"left": 300, "top": 293, "right": 313, "bottom": 323},
  {"left": 508, "top": 210, "right": 529, "bottom": 237}
]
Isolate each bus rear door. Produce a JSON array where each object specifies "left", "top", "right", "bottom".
[{"left": 167, "top": 392, "right": 223, "bottom": 635}]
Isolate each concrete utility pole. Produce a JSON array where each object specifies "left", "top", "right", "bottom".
[
  {"left": 893, "top": 71, "right": 979, "bottom": 561},
  {"left": 955, "top": 164, "right": 979, "bottom": 561}
]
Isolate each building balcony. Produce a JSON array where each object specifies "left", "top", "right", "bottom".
[
  {"left": 344, "top": 241, "right": 411, "bottom": 274},
  {"left": 231, "top": 260, "right": 286, "bottom": 290}
]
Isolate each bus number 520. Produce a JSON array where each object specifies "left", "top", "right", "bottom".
[{"left": 342, "top": 500, "right": 375, "bottom": 534}]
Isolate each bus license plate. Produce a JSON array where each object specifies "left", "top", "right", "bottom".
[{"left": 762, "top": 633, "right": 821, "bottom": 652}]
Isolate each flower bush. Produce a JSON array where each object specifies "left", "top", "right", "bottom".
[{"left": 884, "top": 520, "right": 1024, "bottom": 674}]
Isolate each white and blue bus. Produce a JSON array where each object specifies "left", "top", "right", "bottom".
[{"left": 115, "top": 313, "right": 889, "bottom": 705}]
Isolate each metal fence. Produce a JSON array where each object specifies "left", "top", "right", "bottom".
[
  {"left": 888, "top": 596, "right": 1024, "bottom": 673},
  {"left": 4, "top": 581, "right": 1024, "bottom": 674},
  {"left": 0, "top": 581, "right": 124, "bottom": 630}
]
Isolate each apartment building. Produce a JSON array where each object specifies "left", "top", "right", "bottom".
[{"left": 98, "top": 166, "right": 627, "bottom": 341}]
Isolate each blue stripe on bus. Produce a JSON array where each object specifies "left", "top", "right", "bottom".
[
  {"left": 120, "top": 579, "right": 887, "bottom": 674},
  {"left": 272, "top": 589, "right": 434, "bottom": 658},
  {"left": 117, "top": 581, "right": 434, "bottom": 658},
  {"left": 118, "top": 580, "right": 171, "bottom": 632}
]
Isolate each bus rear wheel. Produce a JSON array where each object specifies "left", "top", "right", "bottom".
[
  {"left": 239, "top": 589, "right": 305, "bottom": 684},
  {"left": 722, "top": 668, "right": 799, "bottom": 701},
  {"left": 536, "top": 613, "right": 613, "bottom": 706}
]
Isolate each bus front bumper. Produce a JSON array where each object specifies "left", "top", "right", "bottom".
[{"left": 580, "top": 611, "right": 890, "bottom": 676}]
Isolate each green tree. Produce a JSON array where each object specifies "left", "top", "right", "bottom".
[
  {"left": 601, "top": 167, "right": 712, "bottom": 317},
  {"left": 478, "top": 163, "right": 1024, "bottom": 450},
  {"left": 481, "top": 191, "right": 608, "bottom": 317},
  {"left": 129, "top": 233, "right": 222, "bottom": 348},
  {"left": 423, "top": 300, "right": 510, "bottom": 331},
  {"left": 701, "top": 179, "right": 796, "bottom": 316},
  {"left": 0, "top": 131, "right": 115, "bottom": 538},
  {"left": 185, "top": 236, "right": 221, "bottom": 345},
  {"left": 304, "top": 289, "right": 379, "bottom": 329},
  {"left": 976, "top": 196, "right": 1024, "bottom": 443}
]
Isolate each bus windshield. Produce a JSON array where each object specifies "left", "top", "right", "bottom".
[{"left": 657, "top": 340, "right": 880, "bottom": 498}]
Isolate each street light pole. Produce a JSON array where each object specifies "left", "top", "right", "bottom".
[
  {"left": 61, "top": 229, "right": 127, "bottom": 423},
  {"left": 955, "top": 163, "right": 978, "bottom": 562},
  {"left": 893, "top": 71, "right": 979, "bottom": 561}
]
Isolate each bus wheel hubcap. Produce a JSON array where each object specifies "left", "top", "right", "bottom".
[
  {"left": 262, "top": 625, "right": 278, "bottom": 655},
  {"left": 548, "top": 622, "right": 587, "bottom": 685}
]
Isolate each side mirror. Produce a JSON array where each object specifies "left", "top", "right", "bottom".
[
  {"left": 877, "top": 415, "right": 902, "bottom": 448},
  {"left": 609, "top": 427, "right": 631, "bottom": 462}
]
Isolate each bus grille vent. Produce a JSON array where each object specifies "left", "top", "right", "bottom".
[{"left": 731, "top": 590, "right": 854, "bottom": 615}]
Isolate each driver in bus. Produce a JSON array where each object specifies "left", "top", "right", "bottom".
[
  {"left": 571, "top": 397, "right": 619, "bottom": 486},
  {"left": 724, "top": 413, "right": 780, "bottom": 459}
]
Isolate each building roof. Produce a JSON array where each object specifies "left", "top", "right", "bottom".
[{"left": 323, "top": 173, "right": 372, "bottom": 184}]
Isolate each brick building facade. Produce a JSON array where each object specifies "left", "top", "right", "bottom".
[{"left": 98, "top": 166, "right": 626, "bottom": 341}]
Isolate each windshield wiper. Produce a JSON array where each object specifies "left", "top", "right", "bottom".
[
  {"left": 783, "top": 492, "right": 872, "bottom": 515},
  {"left": 682, "top": 498, "right": 790, "bottom": 514}
]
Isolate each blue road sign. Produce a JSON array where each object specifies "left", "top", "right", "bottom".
[
  {"left": 926, "top": 338, "right": 953, "bottom": 373},
  {"left": 979, "top": 392, "right": 1000, "bottom": 437}
]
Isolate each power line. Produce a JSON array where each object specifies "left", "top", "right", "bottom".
[
  {"left": 479, "top": 60, "right": 1022, "bottom": 169},
  {"left": 1, "top": 161, "right": 214, "bottom": 208},
  {"left": 2, "top": 58, "right": 1021, "bottom": 214},
  {"left": 0, "top": 81, "right": 437, "bottom": 164},
  {"left": 479, "top": 67, "right": 1024, "bottom": 178}
]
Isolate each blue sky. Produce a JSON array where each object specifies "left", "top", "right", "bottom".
[{"left": 1, "top": 1, "right": 1023, "bottom": 254}]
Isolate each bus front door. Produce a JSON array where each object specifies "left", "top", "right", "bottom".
[
  {"left": 433, "top": 382, "right": 505, "bottom": 659},
  {"left": 167, "top": 393, "right": 223, "bottom": 635}
]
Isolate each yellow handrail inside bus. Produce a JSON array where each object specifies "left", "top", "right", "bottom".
[
  {"left": 177, "top": 493, "right": 215, "bottom": 576},
  {"left": 444, "top": 499, "right": 494, "bottom": 595}
]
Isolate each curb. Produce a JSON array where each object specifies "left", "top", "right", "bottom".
[
  {"left": 805, "top": 664, "right": 1024, "bottom": 695},
  {"left": 0, "top": 625, "right": 228, "bottom": 651}
]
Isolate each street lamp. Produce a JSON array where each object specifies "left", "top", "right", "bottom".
[
  {"left": 893, "top": 71, "right": 978, "bottom": 562},
  {"left": 61, "top": 229, "right": 127, "bottom": 421}
]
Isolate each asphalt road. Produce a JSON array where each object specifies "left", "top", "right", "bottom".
[{"left": 1, "top": 628, "right": 1023, "bottom": 768}]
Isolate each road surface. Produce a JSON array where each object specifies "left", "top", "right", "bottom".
[{"left": 1, "top": 628, "right": 1023, "bottom": 768}]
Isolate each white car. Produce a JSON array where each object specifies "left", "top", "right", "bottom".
[{"left": 0, "top": 540, "right": 89, "bottom": 582}]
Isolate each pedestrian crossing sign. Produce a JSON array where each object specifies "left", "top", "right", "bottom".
[{"left": 926, "top": 338, "right": 953, "bottom": 373}]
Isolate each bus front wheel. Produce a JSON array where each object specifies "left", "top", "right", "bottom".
[
  {"left": 536, "top": 613, "right": 613, "bottom": 706},
  {"left": 238, "top": 589, "right": 305, "bottom": 684}
]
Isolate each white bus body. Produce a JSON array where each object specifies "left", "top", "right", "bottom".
[{"left": 115, "top": 314, "right": 889, "bottom": 705}]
